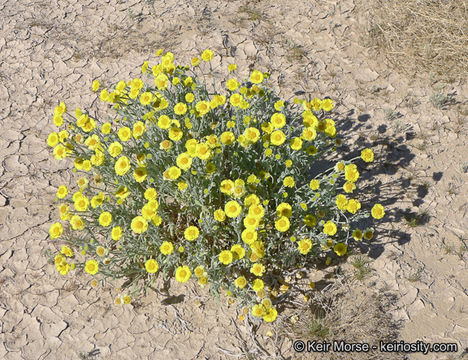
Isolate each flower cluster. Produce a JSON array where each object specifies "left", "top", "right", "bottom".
[{"left": 46, "top": 49, "right": 385, "bottom": 322}]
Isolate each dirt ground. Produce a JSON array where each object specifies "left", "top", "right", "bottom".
[{"left": 0, "top": 0, "right": 467, "bottom": 359}]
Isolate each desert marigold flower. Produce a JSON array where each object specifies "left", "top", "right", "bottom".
[
  {"left": 345, "top": 164, "right": 359, "bottom": 183},
  {"left": 241, "top": 229, "right": 257, "bottom": 245},
  {"left": 250, "top": 263, "right": 265, "bottom": 277},
  {"left": 226, "top": 78, "right": 240, "bottom": 91},
  {"left": 164, "top": 166, "right": 181, "bottom": 180},
  {"left": 184, "top": 226, "right": 199, "bottom": 241},
  {"left": 144, "top": 188, "right": 157, "bottom": 201},
  {"left": 157, "top": 115, "right": 171, "bottom": 129},
  {"left": 297, "top": 238, "right": 313, "bottom": 255},
  {"left": 250, "top": 70, "right": 264, "bottom": 84},
  {"left": 174, "top": 102, "right": 188, "bottom": 115},
  {"left": 91, "top": 80, "right": 100, "bottom": 92},
  {"left": 139, "top": 92, "right": 153, "bottom": 106},
  {"left": 346, "top": 199, "right": 361, "bottom": 214},
  {"left": 201, "top": 49, "right": 214, "bottom": 61},
  {"left": 195, "top": 143, "right": 211, "bottom": 160},
  {"left": 49, "top": 222, "right": 63, "bottom": 239},
  {"left": 133, "top": 167, "right": 147, "bottom": 183},
  {"left": 56, "top": 185, "right": 68, "bottom": 199},
  {"left": 225, "top": 200, "right": 242, "bottom": 218},
  {"left": 133, "top": 121, "right": 146, "bottom": 138},
  {"left": 244, "top": 127, "right": 260, "bottom": 143},
  {"left": 271, "top": 113, "right": 286, "bottom": 129},
  {"left": 243, "top": 215, "right": 259, "bottom": 229},
  {"left": 252, "top": 304, "right": 265, "bottom": 317},
  {"left": 175, "top": 265, "right": 192, "bottom": 283},
  {"left": 343, "top": 181, "right": 356, "bottom": 193},
  {"left": 195, "top": 101, "right": 210, "bottom": 116},
  {"left": 361, "top": 148, "right": 374, "bottom": 163},
  {"left": 334, "top": 243, "right": 347, "bottom": 256},
  {"left": 335, "top": 194, "right": 348, "bottom": 210},
  {"left": 371, "top": 204, "right": 385, "bottom": 219},
  {"left": 145, "top": 259, "right": 159, "bottom": 273},
  {"left": 290, "top": 137, "right": 303, "bottom": 150},
  {"left": 194, "top": 265, "right": 205, "bottom": 278},
  {"left": 74, "top": 195, "right": 89, "bottom": 212},
  {"left": 248, "top": 204, "right": 265, "bottom": 218},
  {"left": 61, "top": 245, "right": 73, "bottom": 257},
  {"left": 252, "top": 277, "right": 265, "bottom": 291},
  {"left": 352, "top": 228, "right": 363, "bottom": 241},
  {"left": 84, "top": 259, "right": 99, "bottom": 275},
  {"left": 263, "top": 307, "right": 277, "bottom": 322},
  {"left": 322, "top": 98, "right": 333, "bottom": 111},
  {"left": 323, "top": 220, "right": 337, "bottom": 236},
  {"left": 219, "top": 250, "right": 233, "bottom": 265},
  {"left": 270, "top": 130, "right": 286, "bottom": 146},
  {"left": 363, "top": 229, "right": 374, "bottom": 241},
  {"left": 99, "top": 212, "right": 112, "bottom": 227},
  {"left": 191, "top": 57, "right": 201, "bottom": 66},
  {"left": 115, "top": 156, "right": 131, "bottom": 176},
  {"left": 234, "top": 276, "right": 247, "bottom": 289},
  {"left": 275, "top": 216, "right": 290, "bottom": 232},
  {"left": 283, "top": 176, "right": 295, "bottom": 188},
  {"left": 131, "top": 216, "right": 148, "bottom": 234},
  {"left": 276, "top": 203, "right": 292, "bottom": 218},
  {"left": 117, "top": 127, "right": 132, "bottom": 142},
  {"left": 96, "top": 246, "right": 106, "bottom": 257},
  {"left": 231, "top": 244, "right": 246, "bottom": 260},
  {"left": 107, "top": 142, "right": 123, "bottom": 158},
  {"left": 47, "top": 132, "right": 59, "bottom": 147},
  {"left": 111, "top": 226, "right": 123, "bottom": 241}
]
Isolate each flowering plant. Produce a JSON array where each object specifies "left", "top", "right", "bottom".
[{"left": 47, "top": 49, "right": 385, "bottom": 322}]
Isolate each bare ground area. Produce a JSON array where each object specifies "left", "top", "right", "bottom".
[{"left": 0, "top": 0, "right": 467, "bottom": 359}]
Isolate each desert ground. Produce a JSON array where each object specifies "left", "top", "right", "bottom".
[{"left": 0, "top": 0, "right": 467, "bottom": 359}]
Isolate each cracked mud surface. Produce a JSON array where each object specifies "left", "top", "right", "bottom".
[{"left": 0, "top": 0, "right": 466, "bottom": 359}]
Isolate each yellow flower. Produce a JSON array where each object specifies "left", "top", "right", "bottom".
[
  {"left": 335, "top": 194, "right": 348, "bottom": 210},
  {"left": 115, "top": 156, "right": 131, "bottom": 176},
  {"left": 168, "top": 127, "right": 183, "bottom": 141},
  {"left": 250, "top": 263, "right": 265, "bottom": 277},
  {"left": 252, "top": 304, "right": 265, "bottom": 317},
  {"left": 290, "top": 137, "right": 303, "bottom": 151},
  {"left": 133, "top": 167, "right": 147, "bottom": 183},
  {"left": 47, "top": 132, "right": 59, "bottom": 147},
  {"left": 108, "top": 142, "right": 123, "bottom": 158},
  {"left": 56, "top": 185, "right": 68, "bottom": 199},
  {"left": 276, "top": 203, "right": 292, "bottom": 218},
  {"left": 74, "top": 195, "right": 89, "bottom": 212},
  {"left": 111, "top": 226, "right": 123, "bottom": 241},
  {"left": 214, "top": 209, "right": 226, "bottom": 222},
  {"left": 252, "top": 278, "right": 264, "bottom": 291},
  {"left": 346, "top": 199, "right": 361, "bottom": 214},
  {"left": 275, "top": 216, "right": 290, "bottom": 232},
  {"left": 298, "top": 238, "right": 313, "bottom": 255},
  {"left": 235, "top": 276, "right": 247, "bottom": 289},
  {"left": 184, "top": 226, "right": 199, "bottom": 241},
  {"left": 345, "top": 164, "right": 359, "bottom": 183},
  {"left": 118, "top": 126, "right": 132, "bottom": 142},
  {"left": 131, "top": 216, "right": 148, "bottom": 234},
  {"left": 361, "top": 148, "right": 374, "bottom": 163},
  {"left": 302, "top": 128, "right": 317, "bottom": 141},
  {"left": 174, "top": 102, "right": 188, "bottom": 115},
  {"left": 249, "top": 204, "right": 265, "bottom": 218},
  {"left": 99, "top": 212, "right": 112, "bottom": 227},
  {"left": 219, "top": 250, "right": 233, "bottom": 265},
  {"left": 231, "top": 244, "right": 246, "bottom": 260},
  {"left": 363, "top": 229, "right": 374, "bottom": 241},
  {"left": 176, "top": 152, "right": 192, "bottom": 171},
  {"left": 343, "top": 181, "right": 356, "bottom": 193},
  {"left": 244, "top": 127, "right": 260, "bottom": 143},
  {"left": 334, "top": 243, "right": 347, "bottom": 256},
  {"left": 241, "top": 229, "right": 257, "bottom": 245},
  {"left": 145, "top": 259, "right": 159, "bottom": 273},
  {"left": 352, "top": 228, "right": 363, "bottom": 241},
  {"left": 250, "top": 70, "right": 264, "bottom": 84},
  {"left": 220, "top": 131, "right": 235, "bottom": 145},
  {"left": 175, "top": 265, "right": 192, "bottom": 283},
  {"left": 133, "top": 121, "right": 146, "bottom": 138},
  {"left": 144, "top": 188, "right": 157, "bottom": 201},
  {"left": 271, "top": 113, "right": 286, "bottom": 129},
  {"left": 164, "top": 166, "right": 181, "bottom": 180},
  {"left": 194, "top": 265, "right": 205, "bottom": 278},
  {"left": 270, "top": 130, "right": 286, "bottom": 146},
  {"left": 70, "top": 215, "right": 84, "bottom": 230},
  {"left": 96, "top": 246, "right": 106, "bottom": 257},
  {"left": 61, "top": 246, "right": 73, "bottom": 257},
  {"left": 49, "top": 222, "right": 63, "bottom": 239},
  {"left": 229, "top": 93, "right": 243, "bottom": 107},
  {"left": 323, "top": 221, "right": 337, "bottom": 236},
  {"left": 201, "top": 49, "right": 214, "bottom": 61},
  {"left": 84, "top": 259, "right": 99, "bottom": 275},
  {"left": 159, "top": 241, "right": 174, "bottom": 255},
  {"left": 243, "top": 216, "right": 259, "bottom": 229},
  {"left": 191, "top": 57, "right": 201, "bottom": 67},
  {"left": 195, "top": 101, "right": 211, "bottom": 116},
  {"left": 196, "top": 143, "right": 211, "bottom": 160},
  {"left": 227, "top": 78, "right": 240, "bottom": 91},
  {"left": 322, "top": 98, "right": 333, "bottom": 111},
  {"left": 228, "top": 64, "right": 237, "bottom": 72},
  {"left": 283, "top": 176, "right": 295, "bottom": 188},
  {"left": 140, "top": 92, "right": 153, "bottom": 106},
  {"left": 91, "top": 80, "right": 100, "bottom": 92},
  {"left": 157, "top": 115, "right": 172, "bottom": 129},
  {"left": 225, "top": 200, "right": 242, "bottom": 218},
  {"left": 263, "top": 307, "right": 277, "bottom": 322},
  {"left": 371, "top": 204, "right": 385, "bottom": 219}
]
